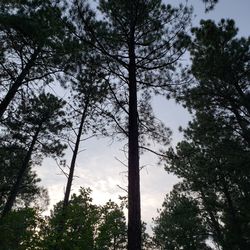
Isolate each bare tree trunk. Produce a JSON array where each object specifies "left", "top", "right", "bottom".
[
  {"left": 127, "top": 14, "right": 141, "bottom": 250},
  {"left": 1, "top": 124, "right": 41, "bottom": 217},
  {"left": 54, "top": 102, "right": 88, "bottom": 250},
  {"left": 63, "top": 102, "right": 88, "bottom": 208}
]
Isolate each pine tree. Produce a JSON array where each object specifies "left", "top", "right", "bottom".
[
  {"left": 0, "top": 0, "right": 73, "bottom": 119},
  {"left": 1, "top": 93, "right": 67, "bottom": 217},
  {"left": 153, "top": 185, "right": 212, "bottom": 250},
  {"left": 70, "top": 1, "right": 192, "bottom": 248}
]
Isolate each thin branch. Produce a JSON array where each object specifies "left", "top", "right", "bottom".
[
  {"left": 117, "top": 184, "right": 128, "bottom": 193},
  {"left": 139, "top": 145, "right": 167, "bottom": 158},
  {"left": 115, "top": 156, "right": 128, "bottom": 168}
]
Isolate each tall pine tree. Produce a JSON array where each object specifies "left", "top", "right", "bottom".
[{"left": 69, "top": 1, "right": 192, "bottom": 248}]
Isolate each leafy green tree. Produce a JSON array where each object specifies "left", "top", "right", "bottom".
[
  {"left": 0, "top": 0, "right": 73, "bottom": 119},
  {"left": 42, "top": 188, "right": 128, "bottom": 250},
  {"left": 70, "top": 1, "right": 192, "bottom": 248},
  {"left": 153, "top": 185, "right": 212, "bottom": 250},
  {"left": 1, "top": 92, "right": 67, "bottom": 217},
  {"left": 43, "top": 188, "right": 99, "bottom": 250},
  {"left": 95, "top": 200, "right": 127, "bottom": 250},
  {"left": 0, "top": 207, "right": 44, "bottom": 250}
]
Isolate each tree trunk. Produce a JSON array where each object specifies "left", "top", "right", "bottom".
[
  {"left": 54, "top": 102, "right": 89, "bottom": 250},
  {"left": 1, "top": 124, "right": 41, "bottom": 217},
  {"left": 127, "top": 14, "right": 141, "bottom": 250},
  {"left": 63, "top": 102, "right": 88, "bottom": 208},
  {"left": 0, "top": 49, "right": 40, "bottom": 120}
]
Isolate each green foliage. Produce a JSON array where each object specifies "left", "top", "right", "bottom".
[
  {"left": 0, "top": 207, "right": 44, "bottom": 250},
  {"left": 0, "top": 0, "right": 76, "bottom": 118},
  {"left": 40, "top": 188, "right": 128, "bottom": 250},
  {"left": 153, "top": 186, "right": 212, "bottom": 250},
  {"left": 64, "top": 53, "right": 110, "bottom": 137},
  {"left": 0, "top": 0, "right": 66, "bottom": 46},
  {"left": 3, "top": 92, "right": 68, "bottom": 159},
  {"left": 164, "top": 112, "right": 250, "bottom": 248},
  {"left": 163, "top": 19, "right": 250, "bottom": 249},
  {"left": 0, "top": 92, "right": 68, "bottom": 216},
  {"left": 201, "top": 0, "right": 218, "bottom": 11},
  {"left": 179, "top": 19, "right": 250, "bottom": 145},
  {"left": 0, "top": 145, "right": 49, "bottom": 212},
  {"left": 44, "top": 188, "right": 99, "bottom": 250},
  {"left": 69, "top": 0, "right": 192, "bottom": 144},
  {"left": 95, "top": 200, "right": 127, "bottom": 249}
]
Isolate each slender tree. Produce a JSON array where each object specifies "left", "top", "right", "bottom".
[
  {"left": 0, "top": 145, "right": 48, "bottom": 212},
  {"left": 1, "top": 93, "right": 67, "bottom": 217},
  {"left": 62, "top": 56, "right": 108, "bottom": 211}
]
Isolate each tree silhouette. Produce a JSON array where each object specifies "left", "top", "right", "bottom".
[
  {"left": 1, "top": 93, "right": 67, "bottom": 217},
  {"left": 69, "top": 1, "right": 191, "bottom": 248}
]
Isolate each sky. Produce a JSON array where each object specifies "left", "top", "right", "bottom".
[{"left": 35, "top": 0, "right": 250, "bottom": 233}]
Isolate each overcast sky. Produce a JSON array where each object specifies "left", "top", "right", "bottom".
[{"left": 36, "top": 0, "right": 250, "bottom": 233}]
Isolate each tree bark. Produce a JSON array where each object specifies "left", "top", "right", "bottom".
[
  {"left": 63, "top": 102, "right": 88, "bottom": 208},
  {"left": 1, "top": 123, "right": 41, "bottom": 217},
  {"left": 0, "top": 49, "right": 40, "bottom": 120},
  {"left": 127, "top": 12, "right": 141, "bottom": 250},
  {"left": 54, "top": 102, "right": 89, "bottom": 250}
]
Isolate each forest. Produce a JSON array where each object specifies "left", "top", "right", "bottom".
[{"left": 0, "top": 0, "right": 249, "bottom": 249}]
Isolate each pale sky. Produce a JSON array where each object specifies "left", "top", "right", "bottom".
[{"left": 35, "top": 0, "right": 250, "bottom": 233}]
